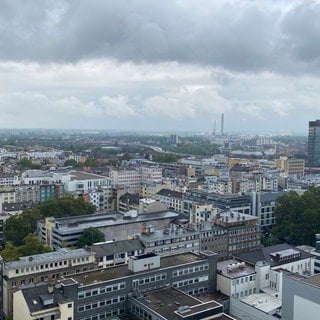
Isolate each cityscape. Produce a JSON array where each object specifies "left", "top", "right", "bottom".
[{"left": 1, "top": 1, "right": 320, "bottom": 320}]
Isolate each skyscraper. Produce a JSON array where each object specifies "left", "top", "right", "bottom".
[{"left": 308, "top": 120, "right": 320, "bottom": 167}]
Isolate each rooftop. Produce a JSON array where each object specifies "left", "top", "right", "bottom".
[
  {"left": 70, "top": 171, "right": 109, "bottom": 181},
  {"left": 132, "top": 287, "right": 232, "bottom": 320},
  {"left": 5, "top": 248, "right": 94, "bottom": 270},
  {"left": 302, "top": 274, "right": 320, "bottom": 288},
  {"left": 72, "top": 253, "right": 204, "bottom": 286},
  {"left": 217, "top": 259, "right": 255, "bottom": 279},
  {"left": 241, "top": 293, "right": 281, "bottom": 314},
  {"left": 90, "top": 239, "right": 144, "bottom": 257},
  {"left": 44, "top": 211, "right": 179, "bottom": 233},
  {"left": 234, "top": 243, "right": 314, "bottom": 268}
]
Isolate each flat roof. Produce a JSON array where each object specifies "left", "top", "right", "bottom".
[
  {"left": 302, "top": 274, "right": 320, "bottom": 288},
  {"left": 5, "top": 248, "right": 94, "bottom": 270},
  {"left": 73, "top": 253, "right": 204, "bottom": 286},
  {"left": 133, "top": 287, "right": 224, "bottom": 320},
  {"left": 70, "top": 171, "right": 109, "bottom": 181},
  {"left": 241, "top": 293, "right": 281, "bottom": 314},
  {"left": 217, "top": 259, "right": 255, "bottom": 279},
  {"left": 46, "top": 211, "right": 179, "bottom": 233}
]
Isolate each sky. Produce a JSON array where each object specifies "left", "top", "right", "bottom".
[{"left": 1, "top": 0, "right": 320, "bottom": 134}]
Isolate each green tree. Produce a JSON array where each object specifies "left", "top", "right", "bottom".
[
  {"left": 77, "top": 228, "right": 105, "bottom": 248},
  {"left": 4, "top": 209, "right": 42, "bottom": 245},
  {"left": 2, "top": 234, "right": 51, "bottom": 262},
  {"left": 1, "top": 241, "right": 20, "bottom": 262},
  {"left": 272, "top": 187, "right": 320, "bottom": 245},
  {"left": 38, "top": 197, "right": 96, "bottom": 218},
  {"left": 64, "top": 159, "right": 82, "bottom": 168},
  {"left": 18, "top": 157, "right": 41, "bottom": 169}
]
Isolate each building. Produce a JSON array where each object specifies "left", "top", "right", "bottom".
[
  {"left": 215, "top": 212, "right": 261, "bottom": 256},
  {"left": 13, "top": 251, "right": 220, "bottom": 320},
  {"left": 38, "top": 211, "right": 179, "bottom": 249},
  {"left": 90, "top": 239, "right": 145, "bottom": 268},
  {"left": 308, "top": 119, "right": 320, "bottom": 167},
  {"left": 249, "top": 191, "right": 285, "bottom": 229},
  {"left": 282, "top": 272, "right": 320, "bottom": 320},
  {"left": 2, "top": 248, "right": 96, "bottom": 317},
  {"left": 138, "top": 224, "right": 201, "bottom": 257},
  {"left": 156, "top": 188, "right": 184, "bottom": 213},
  {"left": 234, "top": 243, "right": 315, "bottom": 301},
  {"left": 276, "top": 156, "right": 305, "bottom": 177},
  {"left": 217, "top": 259, "right": 257, "bottom": 299}
]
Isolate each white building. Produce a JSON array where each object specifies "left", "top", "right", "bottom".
[{"left": 217, "top": 259, "right": 257, "bottom": 299}]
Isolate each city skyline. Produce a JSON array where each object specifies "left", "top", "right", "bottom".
[{"left": 1, "top": 0, "right": 320, "bottom": 133}]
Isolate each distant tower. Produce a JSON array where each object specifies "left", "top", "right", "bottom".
[
  {"left": 308, "top": 120, "right": 320, "bottom": 166},
  {"left": 212, "top": 120, "right": 216, "bottom": 136},
  {"left": 221, "top": 113, "right": 224, "bottom": 135}
]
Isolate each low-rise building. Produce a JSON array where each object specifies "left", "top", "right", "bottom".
[
  {"left": 2, "top": 248, "right": 96, "bottom": 317},
  {"left": 13, "top": 251, "right": 219, "bottom": 320}
]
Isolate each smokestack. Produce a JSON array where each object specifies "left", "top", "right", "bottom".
[{"left": 221, "top": 113, "right": 224, "bottom": 135}]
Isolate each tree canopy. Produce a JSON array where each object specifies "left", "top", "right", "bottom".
[
  {"left": 77, "top": 227, "right": 105, "bottom": 248},
  {"left": 2, "top": 234, "right": 51, "bottom": 262},
  {"left": 272, "top": 187, "right": 320, "bottom": 246},
  {"left": 4, "top": 197, "right": 96, "bottom": 245}
]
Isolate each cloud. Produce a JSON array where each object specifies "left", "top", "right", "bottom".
[{"left": 0, "top": 0, "right": 320, "bottom": 74}]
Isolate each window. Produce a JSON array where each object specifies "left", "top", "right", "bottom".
[
  {"left": 265, "top": 273, "right": 269, "bottom": 280},
  {"left": 68, "top": 303, "right": 72, "bottom": 308}
]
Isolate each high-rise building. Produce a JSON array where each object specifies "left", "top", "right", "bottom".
[{"left": 308, "top": 120, "right": 320, "bottom": 167}]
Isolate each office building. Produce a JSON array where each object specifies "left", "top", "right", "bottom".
[{"left": 308, "top": 119, "right": 320, "bottom": 167}]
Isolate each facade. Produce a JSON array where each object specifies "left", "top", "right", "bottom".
[
  {"left": 13, "top": 251, "right": 219, "bottom": 320},
  {"left": 215, "top": 212, "right": 261, "bottom": 256},
  {"left": 156, "top": 188, "right": 184, "bottom": 213},
  {"left": 276, "top": 156, "right": 305, "bottom": 177},
  {"left": 249, "top": 191, "right": 284, "bottom": 228},
  {"left": 138, "top": 225, "right": 201, "bottom": 257},
  {"left": 308, "top": 119, "right": 320, "bottom": 167}
]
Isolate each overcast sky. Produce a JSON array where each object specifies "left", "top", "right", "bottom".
[{"left": 1, "top": 0, "right": 320, "bottom": 134}]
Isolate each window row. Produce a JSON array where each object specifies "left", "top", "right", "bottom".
[
  {"left": 14, "top": 256, "right": 90, "bottom": 274},
  {"left": 79, "top": 307, "right": 124, "bottom": 320},
  {"left": 134, "top": 273, "right": 167, "bottom": 286},
  {"left": 173, "top": 275, "right": 209, "bottom": 288},
  {"left": 78, "top": 282, "right": 126, "bottom": 299},
  {"left": 172, "top": 264, "right": 209, "bottom": 277},
  {"left": 78, "top": 295, "right": 125, "bottom": 312}
]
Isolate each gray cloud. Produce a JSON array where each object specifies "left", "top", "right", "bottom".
[{"left": 0, "top": 0, "right": 319, "bottom": 74}]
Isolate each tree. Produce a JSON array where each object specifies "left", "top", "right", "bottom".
[
  {"left": 38, "top": 197, "right": 96, "bottom": 218},
  {"left": 64, "top": 159, "right": 82, "bottom": 168},
  {"left": 272, "top": 187, "right": 320, "bottom": 246},
  {"left": 4, "top": 209, "right": 42, "bottom": 245},
  {"left": 2, "top": 234, "right": 51, "bottom": 262},
  {"left": 3, "top": 198, "right": 96, "bottom": 245},
  {"left": 77, "top": 228, "right": 105, "bottom": 248}
]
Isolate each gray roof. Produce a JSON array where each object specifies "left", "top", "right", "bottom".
[
  {"left": 90, "top": 239, "right": 144, "bottom": 257},
  {"left": 21, "top": 283, "right": 71, "bottom": 313},
  {"left": 42, "top": 211, "right": 179, "bottom": 234},
  {"left": 234, "top": 243, "right": 314, "bottom": 268},
  {"left": 5, "top": 248, "right": 94, "bottom": 270}
]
